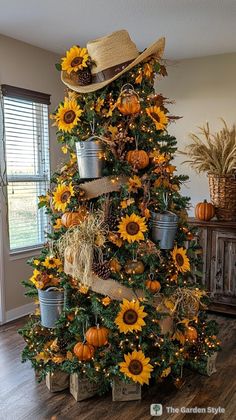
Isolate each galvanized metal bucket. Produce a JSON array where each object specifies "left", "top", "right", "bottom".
[
  {"left": 76, "top": 137, "right": 105, "bottom": 179},
  {"left": 151, "top": 211, "right": 178, "bottom": 249},
  {"left": 38, "top": 287, "right": 64, "bottom": 328}
]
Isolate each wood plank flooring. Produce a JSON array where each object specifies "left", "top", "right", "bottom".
[{"left": 0, "top": 315, "right": 235, "bottom": 420}]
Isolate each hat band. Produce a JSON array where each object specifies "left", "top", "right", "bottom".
[{"left": 92, "top": 59, "right": 134, "bottom": 83}]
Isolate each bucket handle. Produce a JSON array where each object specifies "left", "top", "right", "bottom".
[
  {"left": 45, "top": 287, "right": 63, "bottom": 292},
  {"left": 79, "top": 135, "right": 105, "bottom": 148}
]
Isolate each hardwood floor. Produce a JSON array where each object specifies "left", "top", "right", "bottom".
[{"left": 0, "top": 315, "right": 235, "bottom": 420}]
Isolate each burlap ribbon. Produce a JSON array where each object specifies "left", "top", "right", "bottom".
[
  {"left": 80, "top": 176, "right": 128, "bottom": 200},
  {"left": 64, "top": 249, "right": 173, "bottom": 334}
]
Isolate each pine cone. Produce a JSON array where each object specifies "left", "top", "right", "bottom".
[
  {"left": 77, "top": 68, "right": 92, "bottom": 86},
  {"left": 92, "top": 261, "right": 111, "bottom": 280},
  {"left": 105, "top": 215, "right": 118, "bottom": 231},
  {"left": 58, "top": 337, "right": 68, "bottom": 353}
]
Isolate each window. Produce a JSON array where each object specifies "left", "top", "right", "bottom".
[{"left": 1, "top": 85, "right": 51, "bottom": 251}]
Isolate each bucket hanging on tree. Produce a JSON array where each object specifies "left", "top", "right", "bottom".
[
  {"left": 76, "top": 136, "right": 105, "bottom": 179},
  {"left": 150, "top": 211, "right": 178, "bottom": 250},
  {"left": 38, "top": 287, "right": 64, "bottom": 328}
]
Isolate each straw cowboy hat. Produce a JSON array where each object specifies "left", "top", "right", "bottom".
[{"left": 61, "top": 30, "right": 165, "bottom": 93}]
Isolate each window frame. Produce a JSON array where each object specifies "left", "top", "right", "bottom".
[{"left": 1, "top": 85, "right": 51, "bottom": 253}]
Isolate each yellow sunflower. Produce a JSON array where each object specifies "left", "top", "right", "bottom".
[
  {"left": 171, "top": 246, "right": 190, "bottom": 273},
  {"left": 53, "top": 182, "right": 75, "bottom": 212},
  {"left": 53, "top": 218, "right": 63, "bottom": 230},
  {"left": 30, "top": 269, "right": 40, "bottom": 285},
  {"left": 146, "top": 106, "right": 168, "bottom": 131},
  {"left": 115, "top": 299, "right": 147, "bottom": 334},
  {"left": 118, "top": 213, "right": 147, "bottom": 243},
  {"left": 61, "top": 46, "right": 89, "bottom": 74},
  {"left": 43, "top": 256, "right": 62, "bottom": 269},
  {"left": 119, "top": 350, "right": 153, "bottom": 385},
  {"left": 53, "top": 98, "right": 82, "bottom": 133}
]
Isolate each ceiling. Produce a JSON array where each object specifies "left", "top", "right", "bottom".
[{"left": 1, "top": 0, "right": 236, "bottom": 59}]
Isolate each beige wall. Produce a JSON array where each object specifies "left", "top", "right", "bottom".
[
  {"left": 0, "top": 35, "right": 64, "bottom": 314},
  {"left": 157, "top": 52, "right": 236, "bottom": 215}
]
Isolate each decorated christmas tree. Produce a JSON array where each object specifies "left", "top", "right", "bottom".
[{"left": 19, "top": 30, "right": 220, "bottom": 399}]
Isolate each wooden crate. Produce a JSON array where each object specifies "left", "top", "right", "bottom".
[
  {"left": 112, "top": 378, "right": 141, "bottom": 401},
  {"left": 46, "top": 371, "right": 69, "bottom": 392},
  {"left": 70, "top": 373, "right": 99, "bottom": 401},
  {"left": 205, "top": 352, "right": 217, "bottom": 376}
]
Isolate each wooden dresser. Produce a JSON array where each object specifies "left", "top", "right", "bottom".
[{"left": 188, "top": 218, "right": 236, "bottom": 315}]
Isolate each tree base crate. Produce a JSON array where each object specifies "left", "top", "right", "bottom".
[
  {"left": 46, "top": 371, "right": 70, "bottom": 392},
  {"left": 204, "top": 352, "right": 218, "bottom": 376},
  {"left": 70, "top": 373, "right": 99, "bottom": 401},
  {"left": 112, "top": 378, "right": 141, "bottom": 401},
  {"left": 188, "top": 352, "right": 218, "bottom": 377}
]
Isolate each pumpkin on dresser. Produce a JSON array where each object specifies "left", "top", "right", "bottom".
[
  {"left": 195, "top": 200, "right": 215, "bottom": 221},
  {"left": 61, "top": 207, "right": 88, "bottom": 227},
  {"left": 73, "top": 342, "right": 95, "bottom": 361},
  {"left": 85, "top": 326, "right": 109, "bottom": 347},
  {"left": 126, "top": 150, "right": 149, "bottom": 170}
]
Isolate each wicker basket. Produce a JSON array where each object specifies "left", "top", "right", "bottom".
[{"left": 208, "top": 173, "right": 236, "bottom": 221}]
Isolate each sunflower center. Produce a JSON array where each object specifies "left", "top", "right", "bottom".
[
  {"left": 48, "top": 259, "right": 54, "bottom": 265},
  {"left": 126, "top": 222, "right": 140, "bottom": 236},
  {"left": 128, "top": 359, "right": 143, "bottom": 375},
  {"left": 61, "top": 191, "right": 71, "bottom": 203},
  {"left": 64, "top": 110, "right": 76, "bottom": 124},
  {"left": 150, "top": 112, "right": 160, "bottom": 122},
  {"left": 71, "top": 57, "right": 83, "bottom": 67},
  {"left": 176, "top": 253, "right": 184, "bottom": 266},
  {"left": 123, "top": 309, "right": 138, "bottom": 325}
]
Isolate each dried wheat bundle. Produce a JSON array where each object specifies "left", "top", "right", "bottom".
[
  {"left": 57, "top": 210, "right": 107, "bottom": 286},
  {"left": 180, "top": 119, "right": 236, "bottom": 175},
  {"left": 163, "top": 287, "right": 207, "bottom": 320}
]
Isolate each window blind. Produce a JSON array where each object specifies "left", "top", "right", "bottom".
[{"left": 1, "top": 85, "right": 51, "bottom": 251}]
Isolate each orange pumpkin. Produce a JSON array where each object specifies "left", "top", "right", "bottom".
[
  {"left": 109, "top": 258, "right": 122, "bottom": 273},
  {"left": 145, "top": 279, "right": 161, "bottom": 293},
  {"left": 117, "top": 84, "right": 141, "bottom": 115},
  {"left": 61, "top": 207, "right": 88, "bottom": 228},
  {"left": 73, "top": 342, "right": 95, "bottom": 361},
  {"left": 126, "top": 150, "right": 149, "bottom": 170},
  {"left": 185, "top": 326, "right": 198, "bottom": 342},
  {"left": 85, "top": 326, "right": 109, "bottom": 347},
  {"left": 195, "top": 200, "right": 215, "bottom": 221},
  {"left": 124, "top": 260, "right": 145, "bottom": 274}
]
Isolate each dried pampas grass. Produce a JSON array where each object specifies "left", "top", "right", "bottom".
[{"left": 180, "top": 119, "right": 236, "bottom": 175}]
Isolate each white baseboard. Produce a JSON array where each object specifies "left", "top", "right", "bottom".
[{"left": 5, "top": 302, "right": 35, "bottom": 323}]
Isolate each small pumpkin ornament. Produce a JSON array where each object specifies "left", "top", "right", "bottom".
[
  {"left": 145, "top": 276, "right": 161, "bottom": 293},
  {"left": 185, "top": 326, "right": 198, "bottom": 342},
  {"left": 117, "top": 84, "right": 141, "bottom": 115},
  {"left": 61, "top": 207, "right": 88, "bottom": 228},
  {"left": 126, "top": 149, "right": 149, "bottom": 170},
  {"left": 86, "top": 325, "right": 109, "bottom": 347},
  {"left": 109, "top": 258, "right": 122, "bottom": 273},
  {"left": 195, "top": 200, "right": 215, "bottom": 221},
  {"left": 124, "top": 259, "right": 145, "bottom": 274},
  {"left": 73, "top": 341, "right": 95, "bottom": 361}
]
